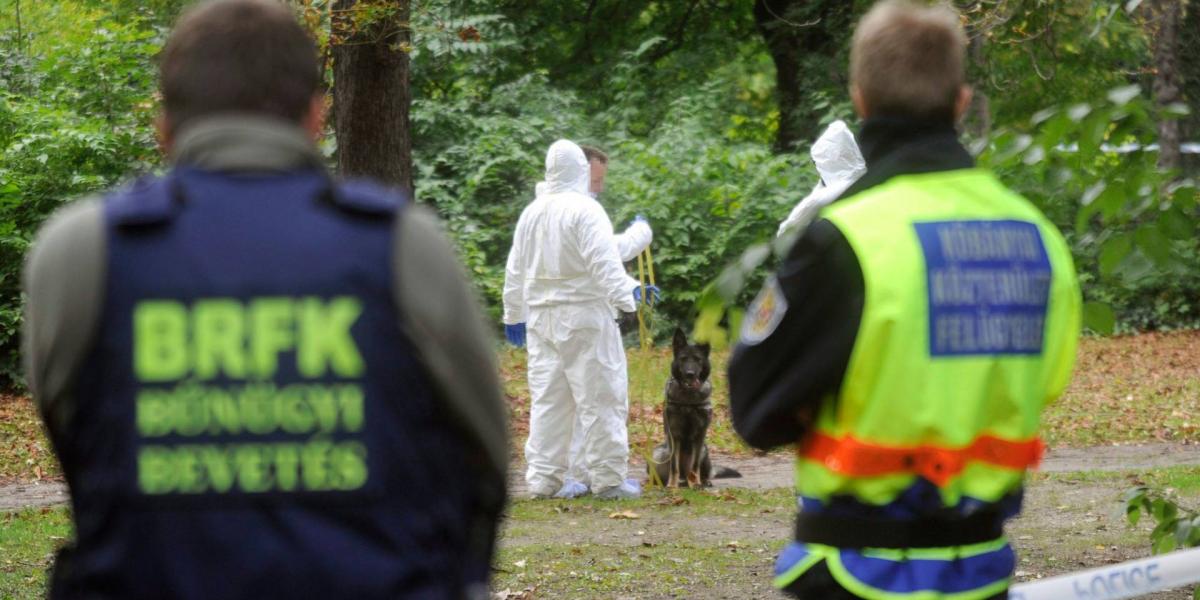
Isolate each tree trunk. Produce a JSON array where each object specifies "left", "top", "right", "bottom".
[
  {"left": 962, "top": 3, "right": 992, "bottom": 142},
  {"left": 1180, "top": 1, "right": 1199, "bottom": 176},
  {"left": 753, "top": 0, "right": 853, "bottom": 153},
  {"left": 1148, "top": 0, "right": 1183, "bottom": 172},
  {"left": 332, "top": 0, "right": 413, "bottom": 193}
]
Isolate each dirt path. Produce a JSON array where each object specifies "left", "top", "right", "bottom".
[
  {"left": 504, "top": 441, "right": 1200, "bottom": 497},
  {"left": 4, "top": 442, "right": 1200, "bottom": 512},
  {"left": 0, "top": 480, "right": 67, "bottom": 511}
]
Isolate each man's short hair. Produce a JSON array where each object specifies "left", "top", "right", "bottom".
[
  {"left": 850, "top": 0, "right": 967, "bottom": 123},
  {"left": 159, "top": 0, "right": 320, "bottom": 135},
  {"left": 580, "top": 145, "right": 608, "bottom": 164}
]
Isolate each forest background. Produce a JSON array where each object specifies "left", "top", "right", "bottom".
[{"left": 0, "top": 0, "right": 1198, "bottom": 391}]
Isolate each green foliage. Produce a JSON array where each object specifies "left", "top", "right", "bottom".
[
  {"left": 968, "top": 0, "right": 1149, "bottom": 135},
  {"left": 1123, "top": 486, "right": 1200, "bottom": 560},
  {"left": 0, "top": 7, "right": 161, "bottom": 388},
  {"left": 596, "top": 82, "right": 809, "bottom": 336},
  {"left": 409, "top": 15, "right": 807, "bottom": 336},
  {"left": 0, "top": 0, "right": 1196, "bottom": 391},
  {"left": 979, "top": 83, "right": 1200, "bottom": 333},
  {"left": 411, "top": 73, "right": 588, "bottom": 320}
]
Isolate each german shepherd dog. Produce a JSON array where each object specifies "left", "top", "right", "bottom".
[{"left": 649, "top": 328, "right": 741, "bottom": 487}]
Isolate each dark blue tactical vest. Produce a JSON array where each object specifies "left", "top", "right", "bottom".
[{"left": 50, "top": 168, "right": 476, "bottom": 599}]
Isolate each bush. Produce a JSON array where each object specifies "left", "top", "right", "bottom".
[
  {"left": 597, "top": 87, "right": 808, "bottom": 338},
  {"left": 412, "top": 60, "right": 810, "bottom": 340},
  {"left": 979, "top": 85, "right": 1200, "bottom": 334},
  {"left": 412, "top": 73, "right": 588, "bottom": 322},
  {"left": 0, "top": 17, "right": 160, "bottom": 389}
]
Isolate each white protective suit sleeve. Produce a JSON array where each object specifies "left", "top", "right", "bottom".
[
  {"left": 502, "top": 220, "right": 527, "bottom": 325},
  {"left": 614, "top": 219, "right": 652, "bottom": 262},
  {"left": 503, "top": 181, "right": 550, "bottom": 325},
  {"left": 575, "top": 200, "right": 639, "bottom": 314},
  {"left": 778, "top": 120, "right": 867, "bottom": 237}
]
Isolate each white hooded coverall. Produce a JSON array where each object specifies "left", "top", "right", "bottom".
[
  {"left": 503, "top": 140, "right": 641, "bottom": 496},
  {"left": 777, "top": 120, "right": 867, "bottom": 237},
  {"left": 540, "top": 175, "right": 653, "bottom": 490}
]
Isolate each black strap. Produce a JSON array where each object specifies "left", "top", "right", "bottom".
[{"left": 794, "top": 508, "right": 1005, "bottom": 549}]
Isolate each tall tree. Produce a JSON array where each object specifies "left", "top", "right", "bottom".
[
  {"left": 753, "top": 0, "right": 856, "bottom": 153},
  {"left": 1180, "top": 0, "right": 1199, "bottom": 174},
  {"left": 331, "top": 0, "right": 413, "bottom": 192},
  {"left": 1144, "top": 0, "right": 1183, "bottom": 171}
]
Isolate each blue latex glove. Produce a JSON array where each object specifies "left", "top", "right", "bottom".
[
  {"left": 631, "top": 214, "right": 649, "bottom": 227},
  {"left": 504, "top": 323, "right": 526, "bottom": 347},
  {"left": 633, "top": 285, "right": 662, "bottom": 306}
]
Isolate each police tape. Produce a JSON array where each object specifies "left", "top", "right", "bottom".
[{"left": 1008, "top": 546, "right": 1200, "bottom": 599}]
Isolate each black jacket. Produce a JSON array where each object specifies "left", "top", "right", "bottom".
[{"left": 729, "top": 118, "right": 975, "bottom": 450}]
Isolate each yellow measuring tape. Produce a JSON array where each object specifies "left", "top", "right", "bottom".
[
  {"left": 635, "top": 244, "right": 663, "bottom": 487},
  {"left": 635, "top": 246, "right": 656, "bottom": 350}
]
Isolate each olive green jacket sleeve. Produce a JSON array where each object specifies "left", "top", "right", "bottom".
[
  {"left": 392, "top": 205, "right": 509, "bottom": 585},
  {"left": 22, "top": 198, "right": 107, "bottom": 435},
  {"left": 392, "top": 205, "right": 509, "bottom": 482}
]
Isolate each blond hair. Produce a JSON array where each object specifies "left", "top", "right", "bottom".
[{"left": 850, "top": 0, "right": 967, "bottom": 122}]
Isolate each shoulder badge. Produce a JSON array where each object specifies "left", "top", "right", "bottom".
[{"left": 740, "top": 277, "right": 788, "bottom": 346}]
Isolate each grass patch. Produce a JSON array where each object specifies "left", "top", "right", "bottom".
[
  {"left": 0, "top": 507, "right": 70, "bottom": 600},
  {"left": 495, "top": 540, "right": 780, "bottom": 598},
  {"left": 1033, "top": 465, "right": 1200, "bottom": 494},
  {"left": 495, "top": 487, "right": 794, "bottom": 598}
]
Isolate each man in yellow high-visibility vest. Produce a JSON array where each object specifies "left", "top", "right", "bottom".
[{"left": 729, "top": 1, "right": 1082, "bottom": 598}]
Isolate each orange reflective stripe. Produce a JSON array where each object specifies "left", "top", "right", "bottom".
[{"left": 800, "top": 433, "right": 1044, "bottom": 487}]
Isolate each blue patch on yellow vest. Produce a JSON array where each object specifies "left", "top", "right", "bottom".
[{"left": 914, "top": 220, "right": 1051, "bottom": 357}]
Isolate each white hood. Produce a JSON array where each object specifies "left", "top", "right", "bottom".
[
  {"left": 811, "top": 120, "right": 866, "bottom": 187},
  {"left": 777, "top": 120, "right": 867, "bottom": 237},
  {"left": 542, "top": 139, "right": 591, "bottom": 195}
]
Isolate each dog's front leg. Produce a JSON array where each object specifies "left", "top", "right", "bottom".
[
  {"left": 668, "top": 445, "right": 681, "bottom": 488},
  {"left": 678, "top": 445, "right": 696, "bottom": 488},
  {"left": 685, "top": 445, "right": 702, "bottom": 488}
]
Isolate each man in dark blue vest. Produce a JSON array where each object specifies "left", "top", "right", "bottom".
[{"left": 21, "top": 1, "right": 508, "bottom": 598}]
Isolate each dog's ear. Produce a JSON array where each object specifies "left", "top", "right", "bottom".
[
  {"left": 673, "top": 327, "right": 688, "bottom": 353},
  {"left": 698, "top": 343, "right": 710, "bottom": 357}
]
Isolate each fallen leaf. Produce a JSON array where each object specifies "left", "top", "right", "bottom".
[{"left": 608, "top": 510, "right": 640, "bottom": 520}]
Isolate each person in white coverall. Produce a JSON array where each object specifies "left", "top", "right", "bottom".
[
  {"left": 559, "top": 145, "right": 652, "bottom": 498},
  {"left": 777, "top": 120, "right": 866, "bottom": 237},
  {"left": 503, "top": 140, "right": 656, "bottom": 500}
]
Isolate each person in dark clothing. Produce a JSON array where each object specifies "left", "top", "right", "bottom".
[
  {"left": 729, "top": 1, "right": 1082, "bottom": 599},
  {"left": 22, "top": 2, "right": 507, "bottom": 598}
]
